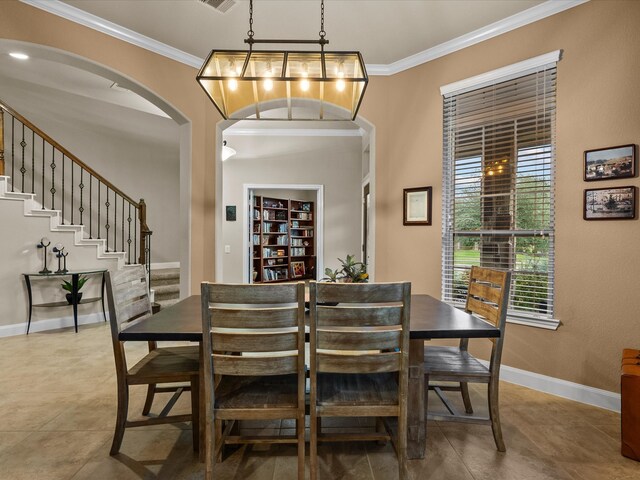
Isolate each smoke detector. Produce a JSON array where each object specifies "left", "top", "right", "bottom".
[{"left": 198, "top": 0, "right": 236, "bottom": 13}]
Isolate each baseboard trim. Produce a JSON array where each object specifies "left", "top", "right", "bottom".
[
  {"left": 0, "top": 312, "right": 108, "bottom": 337},
  {"left": 151, "top": 262, "right": 180, "bottom": 269},
  {"left": 478, "top": 360, "right": 621, "bottom": 413}
]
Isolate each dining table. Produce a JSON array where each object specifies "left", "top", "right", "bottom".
[{"left": 119, "top": 293, "right": 500, "bottom": 460}]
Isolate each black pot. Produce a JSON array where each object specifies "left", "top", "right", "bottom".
[{"left": 65, "top": 292, "right": 83, "bottom": 305}]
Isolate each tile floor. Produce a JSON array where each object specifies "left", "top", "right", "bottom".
[{"left": 0, "top": 322, "right": 638, "bottom": 480}]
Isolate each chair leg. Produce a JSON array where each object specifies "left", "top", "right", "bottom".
[
  {"left": 141, "top": 384, "right": 156, "bottom": 416},
  {"left": 190, "top": 375, "right": 200, "bottom": 453},
  {"left": 110, "top": 381, "right": 129, "bottom": 455},
  {"left": 310, "top": 411, "right": 318, "bottom": 480},
  {"left": 460, "top": 382, "right": 474, "bottom": 414},
  {"left": 488, "top": 380, "right": 506, "bottom": 452},
  {"left": 214, "top": 419, "right": 224, "bottom": 463},
  {"left": 296, "top": 415, "right": 305, "bottom": 480}
]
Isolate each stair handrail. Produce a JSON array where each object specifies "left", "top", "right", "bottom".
[{"left": 0, "top": 98, "right": 151, "bottom": 267}]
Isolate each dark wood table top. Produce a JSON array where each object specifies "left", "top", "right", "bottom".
[{"left": 119, "top": 294, "right": 499, "bottom": 342}]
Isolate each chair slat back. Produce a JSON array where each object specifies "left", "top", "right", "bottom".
[
  {"left": 310, "top": 281, "right": 411, "bottom": 375},
  {"left": 201, "top": 282, "right": 305, "bottom": 377},
  {"left": 106, "top": 265, "right": 152, "bottom": 336},
  {"left": 465, "top": 266, "right": 511, "bottom": 330}
]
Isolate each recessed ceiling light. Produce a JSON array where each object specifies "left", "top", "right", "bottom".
[{"left": 9, "top": 52, "right": 29, "bottom": 60}]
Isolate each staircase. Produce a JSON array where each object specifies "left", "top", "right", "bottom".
[
  {"left": 151, "top": 268, "right": 180, "bottom": 308},
  {"left": 0, "top": 99, "right": 151, "bottom": 270}
]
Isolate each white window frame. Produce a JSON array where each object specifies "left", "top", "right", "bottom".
[{"left": 441, "top": 51, "right": 561, "bottom": 331}]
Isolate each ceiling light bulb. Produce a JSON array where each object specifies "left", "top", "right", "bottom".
[
  {"left": 336, "top": 79, "right": 345, "bottom": 92},
  {"left": 228, "top": 78, "right": 238, "bottom": 91},
  {"left": 300, "top": 79, "right": 310, "bottom": 91},
  {"left": 264, "top": 78, "right": 273, "bottom": 91},
  {"left": 9, "top": 52, "right": 29, "bottom": 60}
]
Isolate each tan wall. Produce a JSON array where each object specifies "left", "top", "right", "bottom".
[
  {"left": 3, "top": 0, "right": 639, "bottom": 391},
  {"left": 358, "top": 0, "right": 640, "bottom": 392}
]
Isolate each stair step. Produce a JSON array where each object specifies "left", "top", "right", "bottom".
[
  {"left": 150, "top": 268, "right": 180, "bottom": 280},
  {"left": 154, "top": 284, "right": 179, "bottom": 301}
]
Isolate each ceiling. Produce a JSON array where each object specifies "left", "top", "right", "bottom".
[
  {"left": 59, "top": 0, "right": 546, "bottom": 66},
  {"left": 2, "top": 0, "right": 583, "bottom": 151}
]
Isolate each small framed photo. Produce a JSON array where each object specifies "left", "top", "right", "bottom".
[
  {"left": 291, "top": 261, "right": 305, "bottom": 278},
  {"left": 584, "top": 186, "right": 636, "bottom": 220},
  {"left": 584, "top": 144, "right": 636, "bottom": 181},
  {"left": 403, "top": 186, "right": 432, "bottom": 225}
]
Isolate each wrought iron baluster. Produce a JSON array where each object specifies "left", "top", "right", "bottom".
[
  {"left": 98, "top": 181, "right": 101, "bottom": 239},
  {"left": 50, "top": 146, "right": 56, "bottom": 210},
  {"left": 61, "top": 154, "right": 65, "bottom": 224},
  {"left": 105, "top": 186, "right": 110, "bottom": 251},
  {"left": 0, "top": 109, "right": 4, "bottom": 177},
  {"left": 11, "top": 116, "right": 14, "bottom": 192},
  {"left": 113, "top": 189, "right": 117, "bottom": 252},
  {"left": 89, "top": 174, "right": 93, "bottom": 238},
  {"left": 31, "top": 130, "right": 35, "bottom": 193},
  {"left": 134, "top": 207, "right": 137, "bottom": 264},
  {"left": 20, "top": 123, "right": 26, "bottom": 192},
  {"left": 71, "top": 159, "right": 74, "bottom": 224},
  {"left": 79, "top": 168, "right": 84, "bottom": 226},
  {"left": 121, "top": 196, "right": 125, "bottom": 254},
  {"left": 127, "top": 202, "right": 132, "bottom": 264},
  {"left": 41, "top": 137, "right": 45, "bottom": 209}
]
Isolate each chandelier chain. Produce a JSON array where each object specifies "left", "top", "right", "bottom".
[
  {"left": 247, "top": 0, "right": 254, "bottom": 41},
  {"left": 319, "top": 0, "right": 326, "bottom": 39}
]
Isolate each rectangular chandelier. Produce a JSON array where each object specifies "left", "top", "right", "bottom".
[{"left": 196, "top": 50, "right": 368, "bottom": 121}]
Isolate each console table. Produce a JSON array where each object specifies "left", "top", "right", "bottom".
[{"left": 22, "top": 269, "right": 107, "bottom": 334}]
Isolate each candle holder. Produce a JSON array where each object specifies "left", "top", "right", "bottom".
[
  {"left": 36, "top": 237, "right": 51, "bottom": 274},
  {"left": 52, "top": 244, "right": 68, "bottom": 274}
]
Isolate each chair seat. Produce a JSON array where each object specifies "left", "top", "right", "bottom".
[
  {"left": 317, "top": 372, "right": 398, "bottom": 406},
  {"left": 424, "top": 346, "right": 490, "bottom": 382},
  {"left": 215, "top": 374, "right": 299, "bottom": 410},
  {"left": 128, "top": 345, "right": 200, "bottom": 384}
]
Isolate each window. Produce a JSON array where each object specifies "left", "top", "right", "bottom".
[{"left": 442, "top": 62, "right": 558, "bottom": 329}]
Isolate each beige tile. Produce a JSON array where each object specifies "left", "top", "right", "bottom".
[
  {"left": 0, "top": 430, "right": 111, "bottom": 480},
  {"left": 0, "top": 431, "right": 31, "bottom": 455},
  {"left": 440, "top": 423, "right": 575, "bottom": 480}
]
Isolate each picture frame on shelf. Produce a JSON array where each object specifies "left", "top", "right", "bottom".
[
  {"left": 584, "top": 186, "right": 636, "bottom": 220},
  {"left": 403, "top": 186, "right": 432, "bottom": 225},
  {"left": 584, "top": 144, "right": 636, "bottom": 181},
  {"left": 291, "top": 261, "right": 305, "bottom": 278}
]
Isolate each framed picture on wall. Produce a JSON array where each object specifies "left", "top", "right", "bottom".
[
  {"left": 584, "top": 186, "right": 636, "bottom": 220},
  {"left": 584, "top": 144, "right": 636, "bottom": 181},
  {"left": 291, "top": 261, "right": 305, "bottom": 278},
  {"left": 403, "top": 186, "right": 432, "bottom": 225}
]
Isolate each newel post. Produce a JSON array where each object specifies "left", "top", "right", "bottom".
[
  {"left": 0, "top": 109, "right": 5, "bottom": 176},
  {"left": 138, "top": 198, "right": 148, "bottom": 265}
]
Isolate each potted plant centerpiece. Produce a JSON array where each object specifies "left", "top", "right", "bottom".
[
  {"left": 61, "top": 276, "right": 88, "bottom": 304},
  {"left": 323, "top": 254, "right": 369, "bottom": 283}
]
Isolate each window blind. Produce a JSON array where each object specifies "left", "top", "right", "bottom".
[{"left": 442, "top": 66, "right": 557, "bottom": 327}]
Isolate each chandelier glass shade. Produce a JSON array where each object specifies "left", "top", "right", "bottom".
[
  {"left": 197, "top": 50, "right": 367, "bottom": 120},
  {"left": 196, "top": 0, "right": 367, "bottom": 121}
]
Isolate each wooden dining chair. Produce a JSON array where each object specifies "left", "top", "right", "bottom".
[
  {"left": 424, "top": 266, "right": 511, "bottom": 451},
  {"left": 200, "top": 282, "right": 306, "bottom": 480},
  {"left": 308, "top": 281, "right": 411, "bottom": 480},
  {"left": 105, "top": 265, "right": 200, "bottom": 455}
]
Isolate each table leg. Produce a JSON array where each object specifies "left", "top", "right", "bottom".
[
  {"left": 407, "top": 338, "right": 426, "bottom": 459},
  {"left": 199, "top": 342, "right": 205, "bottom": 462},
  {"left": 72, "top": 273, "right": 79, "bottom": 333},
  {"left": 24, "top": 275, "right": 33, "bottom": 335},
  {"left": 101, "top": 272, "right": 107, "bottom": 322}
]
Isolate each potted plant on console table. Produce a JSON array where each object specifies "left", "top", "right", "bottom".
[
  {"left": 61, "top": 276, "right": 88, "bottom": 304},
  {"left": 323, "top": 254, "right": 369, "bottom": 283}
]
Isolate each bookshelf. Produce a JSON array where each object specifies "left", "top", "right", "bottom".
[{"left": 251, "top": 195, "right": 315, "bottom": 283}]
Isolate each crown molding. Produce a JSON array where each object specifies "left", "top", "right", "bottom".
[
  {"left": 225, "top": 128, "right": 364, "bottom": 137},
  {"left": 21, "top": 0, "right": 587, "bottom": 76},
  {"left": 20, "top": 0, "right": 202, "bottom": 68},
  {"left": 440, "top": 49, "right": 561, "bottom": 97},
  {"left": 367, "top": 0, "right": 587, "bottom": 76}
]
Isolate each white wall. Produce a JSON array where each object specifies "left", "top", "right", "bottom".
[
  {"left": 221, "top": 135, "right": 363, "bottom": 283},
  {"left": 0, "top": 197, "right": 118, "bottom": 333}
]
